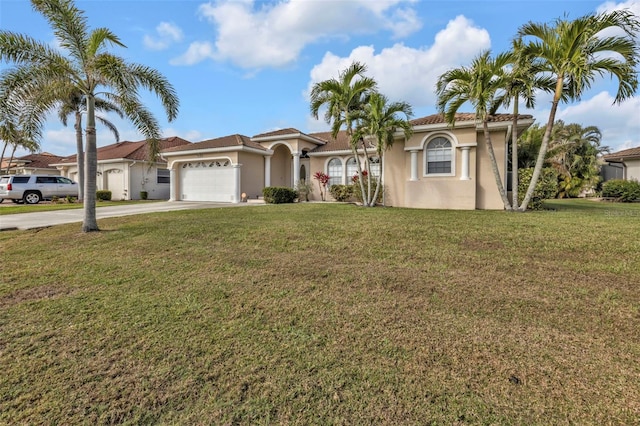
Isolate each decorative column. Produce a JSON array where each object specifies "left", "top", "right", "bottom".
[
  {"left": 293, "top": 153, "right": 300, "bottom": 187},
  {"left": 264, "top": 156, "right": 271, "bottom": 187},
  {"left": 233, "top": 164, "right": 242, "bottom": 203},
  {"left": 410, "top": 150, "right": 419, "bottom": 181},
  {"left": 169, "top": 168, "right": 176, "bottom": 201},
  {"left": 460, "top": 147, "right": 471, "bottom": 180}
]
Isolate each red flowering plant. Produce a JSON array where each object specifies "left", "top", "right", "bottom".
[
  {"left": 351, "top": 169, "right": 368, "bottom": 183},
  {"left": 313, "top": 171, "right": 330, "bottom": 201}
]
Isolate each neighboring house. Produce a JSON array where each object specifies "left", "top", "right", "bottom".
[
  {"left": 602, "top": 146, "right": 640, "bottom": 181},
  {"left": 0, "top": 152, "right": 64, "bottom": 175},
  {"left": 162, "top": 113, "right": 534, "bottom": 210},
  {"left": 51, "top": 137, "right": 192, "bottom": 200}
]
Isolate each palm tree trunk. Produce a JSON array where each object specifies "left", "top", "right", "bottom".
[
  {"left": 0, "top": 142, "right": 8, "bottom": 173},
  {"left": 519, "top": 77, "right": 563, "bottom": 211},
  {"left": 361, "top": 141, "right": 372, "bottom": 206},
  {"left": 6, "top": 143, "right": 18, "bottom": 174},
  {"left": 483, "top": 120, "right": 512, "bottom": 210},
  {"left": 511, "top": 101, "right": 519, "bottom": 209},
  {"left": 75, "top": 112, "right": 84, "bottom": 201},
  {"left": 82, "top": 94, "right": 99, "bottom": 232},
  {"left": 371, "top": 152, "right": 383, "bottom": 206}
]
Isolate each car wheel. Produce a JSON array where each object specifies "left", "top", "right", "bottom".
[{"left": 24, "top": 191, "right": 41, "bottom": 204}]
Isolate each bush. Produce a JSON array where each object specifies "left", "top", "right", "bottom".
[
  {"left": 65, "top": 195, "right": 76, "bottom": 204},
  {"left": 262, "top": 187, "right": 297, "bottom": 204},
  {"left": 329, "top": 184, "right": 353, "bottom": 202},
  {"left": 518, "top": 167, "right": 558, "bottom": 210},
  {"left": 602, "top": 179, "right": 640, "bottom": 202},
  {"left": 96, "top": 190, "right": 112, "bottom": 201},
  {"left": 352, "top": 178, "right": 383, "bottom": 205},
  {"left": 140, "top": 191, "right": 148, "bottom": 200}
]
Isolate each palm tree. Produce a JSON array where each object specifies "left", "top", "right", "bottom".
[
  {"left": 517, "top": 10, "right": 640, "bottom": 211},
  {"left": 436, "top": 50, "right": 514, "bottom": 210},
  {"left": 494, "top": 39, "right": 556, "bottom": 208},
  {"left": 57, "top": 90, "right": 123, "bottom": 201},
  {"left": 0, "top": 94, "right": 44, "bottom": 174},
  {"left": 353, "top": 93, "right": 413, "bottom": 206},
  {"left": 310, "top": 61, "right": 377, "bottom": 203},
  {"left": 0, "top": 0, "right": 179, "bottom": 232}
]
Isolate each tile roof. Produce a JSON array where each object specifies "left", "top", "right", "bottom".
[
  {"left": 309, "top": 113, "right": 533, "bottom": 153},
  {"left": 603, "top": 146, "right": 640, "bottom": 161},
  {"left": 55, "top": 136, "right": 192, "bottom": 163},
  {"left": 252, "top": 128, "right": 304, "bottom": 138},
  {"left": 1, "top": 152, "right": 64, "bottom": 169},
  {"left": 162, "top": 134, "right": 267, "bottom": 153},
  {"left": 410, "top": 112, "right": 533, "bottom": 126}
]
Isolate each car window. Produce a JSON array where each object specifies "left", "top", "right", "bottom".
[
  {"left": 36, "top": 176, "right": 57, "bottom": 184},
  {"left": 0, "top": 176, "right": 9, "bottom": 184},
  {"left": 56, "top": 177, "right": 74, "bottom": 184},
  {"left": 13, "top": 176, "right": 31, "bottom": 183}
]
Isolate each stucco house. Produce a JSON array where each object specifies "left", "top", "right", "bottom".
[
  {"left": 162, "top": 113, "right": 533, "bottom": 209},
  {"left": 51, "top": 136, "right": 191, "bottom": 200},
  {"left": 0, "top": 152, "right": 64, "bottom": 175},
  {"left": 602, "top": 146, "right": 640, "bottom": 181}
]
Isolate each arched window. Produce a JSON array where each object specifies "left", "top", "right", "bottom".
[
  {"left": 346, "top": 157, "right": 358, "bottom": 182},
  {"left": 425, "top": 137, "right": 453, "bottom": 175},
  {"left": 369, "top": 156, "right": 381, "bottom": 178},
  {"left": 327, "top": 158, "right": 343, "bottom": 186}
]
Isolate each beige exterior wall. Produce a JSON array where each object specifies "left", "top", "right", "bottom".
[
  {"left": 474, "top": 129, "right": 507, "bottom": 210},
  {"left": 625, "top": 159, "right": 640, "bottom": 181},
  {"left": 58, "top": 161, "right": 169, "bottom": 200},
  {"left": 238, "top": 151, "right": 265, "bottom": 200}
]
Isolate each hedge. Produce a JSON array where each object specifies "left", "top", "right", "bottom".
[
  {"left": 602, "top": 179, "right": 640, "bottom": 202},
  {"left": 262, "top": 187, "right": 297, "bottom": 204},
  {"left": 96, "top": 190, "right": 112, "bottom": 201}
]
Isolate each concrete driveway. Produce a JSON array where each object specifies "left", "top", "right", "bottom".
[{"left": 0, "top": 201, "right": 263, "bottom": 231}]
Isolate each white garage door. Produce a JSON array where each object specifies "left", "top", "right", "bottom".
[{"left": 180, "top": 161, "right": 236, "bottom": 202}]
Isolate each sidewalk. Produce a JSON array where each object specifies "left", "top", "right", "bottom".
[{"left": 0, "top": 201, "right": 263, "bottom": 231}]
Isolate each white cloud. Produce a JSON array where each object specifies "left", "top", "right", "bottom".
[
  {"left": 170, "top": 41, "right": 215, "bottom": 66},
  {"left": 143, "top": 22, "right": 184, "bottom": 51},
  {"left": 597, "top": 0, "right": 640, "bottom": 15},
  {"left": 305, "top": 15, "right": 491, "bottom": 110},
  {"left": 528, "top": 91, "right": 640, "bottom": 152},
  {"left": 556, "top": 92, "right": 640, "bottom": 152},
  {"left": 182, "top": 0, "right": 422, "bottom": 69}
]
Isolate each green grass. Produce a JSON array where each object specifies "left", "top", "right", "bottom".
[
  {"left": 1, "top": 201, "right": 639, "bottom": 424},
  {"left": 0, "top": 199, "right": 161, "bottom": 215}
]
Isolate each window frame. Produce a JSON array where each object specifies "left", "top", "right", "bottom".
[
  {"left": 327, "top": 158, "right": 343, "bottom": 186},
  {"left": 157, "top": 168, "right": 170, "bottom": 184},
  {"left": 423, "top": 136, "right": 455, "bottom": 177}
]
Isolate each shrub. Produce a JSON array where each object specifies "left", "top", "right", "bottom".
[
  {"left": 262, "top": 187, "right": 297, "bottom": 204},
  {"left": 329, "top": 184, "right": 353, "bottom": 202},
  {"left": 351, "top": 174, "right": 383, "bottom": 205},
  {"left": 96, "top": 190, "right": 112, "bottom": 201},
  {"left": 140, "top": 191, "right": 148, "bottom": 200},
  {"left": 518, "top": 167, "right": 558, "bottom": 210},
  {"left": 51, "top": 196, "right": 60, "bottom": 204},
  {"left": 295, "top": 179, "right": 313, "bottom": 202},
  {"left": 65, "top": 195, "right": 76, "bottom": 204},
  {"left": 602, "top": 179, "right": 640, "bottom": 202}
]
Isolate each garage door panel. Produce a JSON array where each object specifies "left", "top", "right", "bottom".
[{"left": 180, "top": 162, "right": 235, "bottom": 202}]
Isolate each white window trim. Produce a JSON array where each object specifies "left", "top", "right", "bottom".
[
  {"left": 422, "top": 135, "right": 456, "bottom": 178},
  {"left": 325, "top": 157, "right": 344, "bottom": 186}
]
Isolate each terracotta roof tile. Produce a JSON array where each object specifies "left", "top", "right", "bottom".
[
  {"left": 55, "top": 136, "right": 191, "bottom": 163},
  {"left": 309, "top": 113, "right": 533, "bottom": 154},
  {"left": 252, "top": 128, "right": 304, "bottom": 138},
  {"left": 162, "top": 134, "right": 267, "bottom": 153},
  {"left": 410, "top": 112, "right": 532, "bottom": 126},
  {"left": 604, "top": 146, "right": 640, "bottom": 161},
  {"left": 1, "top": 152, "right": 64, "bottom": 169}
]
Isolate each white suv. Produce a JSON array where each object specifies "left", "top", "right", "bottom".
[{"left": 0, "top": 175, "right": 79, "bottom": 204}]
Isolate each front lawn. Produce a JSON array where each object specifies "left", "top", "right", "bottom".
[
  {"left": 1, "top": 202, "right": 638, "bottom": 424},
  {"left": 0, "top": 199, "right": 161, "bottom": 215}
]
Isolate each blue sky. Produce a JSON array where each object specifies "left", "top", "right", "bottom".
[{"left": 2, "top": 0, "right": 639, "bottom": 157}]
